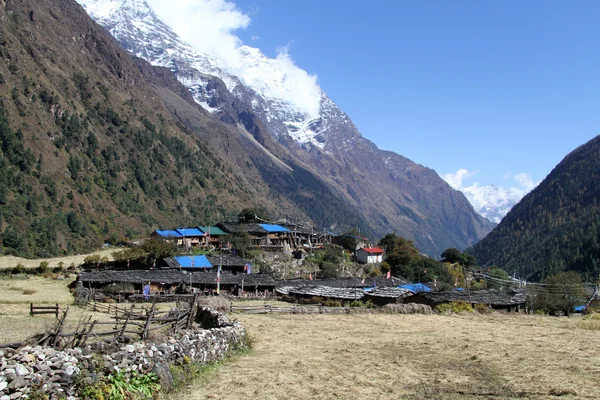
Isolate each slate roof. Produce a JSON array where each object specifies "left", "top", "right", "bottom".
[
  {"left": 206, "top": 254, "right": 250, "bottom": 268},
  {"left": 258, "top": 224, "right": 290, "bottom": 233},
  {"left": 276, "top": 276, "right": 408, "bottom": 290},
  {"left": 79, "top": 269, "right": 276, "bottom": 286},
  {"left": 217, "top": 223, "right": 267, "bottom": 235},
  {"left": 197, "top": 226, "right": 227, "bottom": 236},
  {"left": 154, "top": 230, "right": 183, "bottom": 238},
  {"left": 363, "top": 287, "right": 413, "bottom": 299},
  {"left": 413, "top": 289, "right": 526, "bottom": 306},
  {"left": 277, "top": 285, "right": 365, "bottom": 300},
  {"left": 172, "top": 255, "right": 212, "bottom": 269}
]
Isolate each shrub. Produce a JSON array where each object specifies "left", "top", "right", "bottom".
[
  {"left": 322, "top": 299, "right": 342, "bottom": 307},
  {"left": 435, "top": 301, "right": 473, "bottom": 314},
  {"left": 12, "top": 263, "right": 26, "bottom": 275},
  {"left": 474, "top": 303, "right": 491, "bottom": 314},
  {"left": 35, "top": 261, "right": 50, "bottom": 275},
  {"left": 83, "top": 254, "right": 102, "bottom": 265}
]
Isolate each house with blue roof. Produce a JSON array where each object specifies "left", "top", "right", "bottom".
[{"left": 167, "top": 255, "right": 213, "bottom": 269}]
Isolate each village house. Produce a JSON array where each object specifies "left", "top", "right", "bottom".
[
  {"left": 197, "top": 226, "right": 227, "bottom": 247},
  {"left": 78, "top": 268, "right": 276, "bottom": 299},
  {"left": 405, "top": 289, "right": 526, "bottom": 312},
  {"left": 217, "top": 222, "right": 293, "bottom": 250},
  {"left": 356, "top": 247, "right": 385, "bottom": 264},
  {"left": 151, "top": 228, "right": 205, "bottom": 248}
]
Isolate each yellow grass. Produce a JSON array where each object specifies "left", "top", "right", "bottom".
[
  {"left": 0, "top": 249, "right": 114, "bottom": 270},
  {"left": 179, "top": 313, "right": 600, "bottom": 400}
]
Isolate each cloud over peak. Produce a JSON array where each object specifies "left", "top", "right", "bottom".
[{"left": 146, "top": 0, "right": 321, "bottom": 118}]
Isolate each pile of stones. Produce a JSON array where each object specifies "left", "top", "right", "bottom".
[{"left": 0, "top": 308, "right": 246, "bottom": 399}]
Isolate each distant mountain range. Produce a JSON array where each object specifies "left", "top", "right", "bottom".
[
  {"left": 469, "top": 135, "right": 600, "bottom": 281},
  {"left": 448, "top": 183, "right": 523, "bottom": 223}
]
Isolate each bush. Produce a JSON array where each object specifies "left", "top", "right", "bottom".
[
  {"left": 473, "top": 303, "right": 491, "bottom": 314},
  {"left": 83, "top": 254, "right": 102, "bottom": 265},
  {"left": 35, "top": 261, "right": 50, "bottom": 275},
  {"left": 435, "top": 301, "right": 473, "bottom": 314},
  {"left": 322, "top": 299, "right": 342, "bottom": 307},
  {"left": 12, "top": 263, "right": 26, "bottom": 275}
]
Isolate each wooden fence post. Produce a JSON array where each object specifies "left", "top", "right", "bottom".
[
  {"left": 186, "top": 293, "right": 199, "bottom": 330},
  {"left": 52, "top": 307, "right": 68, "bottom": 348},
  {"left": 141, "top": 303, "right": 156, "bottom": 340}
]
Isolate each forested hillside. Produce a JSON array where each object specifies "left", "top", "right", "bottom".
[{"left": 469, "top": 135, "right": 600, "bottom": 281}]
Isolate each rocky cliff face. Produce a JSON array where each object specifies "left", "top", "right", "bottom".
[{"left": 76, "top": 0, "right": 495, "bottom": 255}]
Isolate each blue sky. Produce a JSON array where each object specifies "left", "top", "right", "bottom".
[
  {"left": 151, "top": 0, "right": 600, "bottom": 192},
  {"left": 228, "top": 0, "right": 600, "bottom": 190}
]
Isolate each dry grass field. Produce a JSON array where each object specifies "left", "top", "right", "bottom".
[
  {"left": 0, "top": 249, "right": 115, "bottom": 270},
  {"left": 180, "top": 312, "right": 600, "bottom": 400}
]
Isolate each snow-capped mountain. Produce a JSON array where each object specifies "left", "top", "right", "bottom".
[
  {"left": 455, "top": 185, "right": 522, "bottom": 223},
  {"left": 77, "top": 0, "right": 341, "bottom": 150},
  {"left": 76, "top": 0, "right": 496, "bottom": 255}
]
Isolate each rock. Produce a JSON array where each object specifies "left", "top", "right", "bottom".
[
  {"left": 124, "top": 345, "right": 135, "bottom": 353},
  {"left": 9, "top": 392, "right": 21, "bottom": 400},
  {"left": 0, "top": 395, "right": 8, "bottom": 400},
  {"left": 152, "top": 362, "right": 173, "bottom": 392},
  {"left": 7, "top": 376, "right": 26, "bottom": 390},
  {"left": 0, "top": 382, "right": 6, "bottom": 391},
  {"left": 3, "top": 373, "right": 16, "bottom": 382},
  {"left": 64, "top": 366, "right": 76, "bottom": 376}
]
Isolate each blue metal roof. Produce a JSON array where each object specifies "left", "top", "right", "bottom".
[
  {"left": 176, "top": 228, "right": 204, "bottom": 237},
  {"left": 155, "top": 230, "right": 183, "bottom": 238},
  {"left": 173, "top": 255, "right": 213, "bottom": 269},
  {"left": 258, "top": 224, "right": 290, "bottom": 233},
  {"left": 575, "top": 305, "right": 587, "bottom": 312},
  {"left": 398, "top": 283, "right": 432, "bottom": 293}
]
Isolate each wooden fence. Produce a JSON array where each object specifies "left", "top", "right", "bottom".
[
  {"left": 30, "top": 303, "right": 60, "bottom": 317},
  {"left": 230, "top": 304, "right": 357, "bottom": 315},
  {"left": 37, "top": 294, "right": 200, "bottom": 349}
]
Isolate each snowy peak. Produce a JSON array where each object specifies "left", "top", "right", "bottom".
[
  {"left": 460, "top": 184, "right": 522, "bottom": 223},
  {"left": 77, "top": 0, "right": 330, "bottom": 148}
]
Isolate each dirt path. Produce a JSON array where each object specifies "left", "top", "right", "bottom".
[{"left": 179, "top": 313, "right": 600, "bottom": 400}]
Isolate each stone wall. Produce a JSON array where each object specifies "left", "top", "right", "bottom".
[{"left": 0, "top": 308, "right": 246, "bottom": 400}]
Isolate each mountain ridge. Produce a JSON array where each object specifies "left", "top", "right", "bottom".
[{"left": 469, "top": 135, "right": 600, "bottom": 281}]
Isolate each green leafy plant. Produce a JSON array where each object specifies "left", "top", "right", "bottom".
[{"left": 436, "top": 301, "right": 473, "bottom": 314}]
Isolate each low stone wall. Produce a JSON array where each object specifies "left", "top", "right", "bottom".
[{"left": 0, "top": 308, "right": 246, "bottom": 400}]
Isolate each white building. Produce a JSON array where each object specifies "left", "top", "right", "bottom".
[{"left": 356, "top": 247, "right": 385, "bottom": 264}]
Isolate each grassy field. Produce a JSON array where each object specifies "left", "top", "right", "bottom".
[
  {"left": 0, "top": 249, "right": 115, "bottom": 270},
  {"left": 180, "top": 312, "right": 600, "bottom": 400}
]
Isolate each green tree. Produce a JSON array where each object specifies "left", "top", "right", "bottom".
[
  {"left": 534, "top": 271, "right": 586, "bottom": 316},
  {"left": 238, "top": 207, "right": 269, "bottom": 223}
]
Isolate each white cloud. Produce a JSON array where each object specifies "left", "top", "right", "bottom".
[
  {"left": 251, "top": 35, "right": 260, "bottom": 42},
  {"left": 514, "top": 173, "right": 536, "bottom": 190},
  {"left": 443, "top": 168, "right": 475, "bottom": 189},
  {"left": 146, "top": 0, "right": 321, "bottom": 119}
]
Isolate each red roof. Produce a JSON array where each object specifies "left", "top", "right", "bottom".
[{"left": 359, "top": 247, "right": 385, "bottom": 254}]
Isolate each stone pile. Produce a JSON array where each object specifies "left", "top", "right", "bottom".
[{"left": 0, "top": 308, "right": 246, "bottom": 399}]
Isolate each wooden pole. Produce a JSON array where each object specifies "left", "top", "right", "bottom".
[{"left": 141, "top": 303, "right": 156, "bottom": 340}]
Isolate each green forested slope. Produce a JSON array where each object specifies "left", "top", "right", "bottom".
[{"left": 469, "top": 135, "right": 600, "bottom": 281}]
